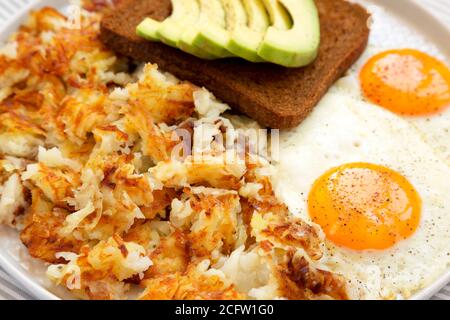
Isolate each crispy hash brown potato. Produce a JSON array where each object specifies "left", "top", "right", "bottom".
[{"left": 0, "top": 4, "right": 348, "bottom": 300}]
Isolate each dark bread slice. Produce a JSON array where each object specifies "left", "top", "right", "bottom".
[{"left": 100, "top": 0, "right": 370, "bottom": 129}]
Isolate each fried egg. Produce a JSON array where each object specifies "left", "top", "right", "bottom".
[
  {"left": 272, "top": 92, "right": 450, "bottom": 299},
  {"left": 275, "top": 6, "right": 450, "bottom": 299},
  {"left": 334, "top": 2, "right": 450, "bottom": 164},
  {"left": 269, "top": 2, "right": 450, "bottom": 300}
]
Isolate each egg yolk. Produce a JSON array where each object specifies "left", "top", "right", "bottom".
[
  {"left": 308, "top": 163, "right": 421, "bottom": 250},
  {"left": 360, "top": 49, "right": 450, "bottom": 116}
]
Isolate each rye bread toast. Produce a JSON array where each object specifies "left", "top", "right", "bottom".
[{"left": 100, "top": 0, "right": 370, "bottom": 129}]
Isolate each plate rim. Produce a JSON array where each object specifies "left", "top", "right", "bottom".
[
  {"left": 0, "top": 239, "right": 59, "bottom": 300},
  {"left": 0, "top": 0, "right": 449, "bottom": 300}
]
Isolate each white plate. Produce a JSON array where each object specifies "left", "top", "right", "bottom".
[{"left": 0, "top": 0, "right": 449, "bottom": 300}]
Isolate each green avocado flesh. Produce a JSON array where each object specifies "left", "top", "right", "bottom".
[
  {"left": 174, "top": 0, "right": 219, "bottom": 60},
  {"left": 262, "top": 0, "right": 292, "bottom": 30},
  {"left": 136, "top": 0, "right": 320, "bottom": 68},
  {"left": 244, "top": 0, "right": 270, "bottom": 32},
  {"left": 157, "top": 0, "right": 196, "bottom": 47},
  {"left": 226, "top": 0, "right": 268, "bottom": 62},
  {"left": 258, "top": 0, "right": 320, "bottom": 67},
  {"left": 136, "top": 1, "right": 214, "bottom": 59},
  {"left": 178, "top": 0, "right": 230, "bottom": 59},
  {"left": 136, "top": 18, "right": 161, "bottom": 41},
  {"left": 189, "top": 0, "right": 234, "bottom": 58}
]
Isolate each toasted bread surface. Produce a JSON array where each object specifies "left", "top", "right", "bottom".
[{"left": 100, "top": 0, "right": 370, "bottom": 129}]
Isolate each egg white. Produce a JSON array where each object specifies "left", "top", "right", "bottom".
[{"left": 272, "top": 92, "right": 450, "bottom": 299}]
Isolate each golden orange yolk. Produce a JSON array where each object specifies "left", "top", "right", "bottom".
[
  {"left": 308, "top": 163, "right": 421, "bottom": 250},
  {"left": 360, "top": 49, "right": 450, "bottom": 116}
]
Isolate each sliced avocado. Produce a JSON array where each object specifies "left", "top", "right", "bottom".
[
  {"left": 136, "top": 18, "right": 161, "bottom": 41},
  {"left": 223, "top": 0, "right": 248, "bottom": 31},
  {"left": 186, "top": 0, "right": 234, "bottom": 58},
  {"left": 177, "top": 0, "right": 223, "bottom": 60},
  {"left": 262, "top": 0, "right": 292, "bottom": 30},
  {"left": 136, "top": 0, "right": 191, "bottom": 42},
  {"left": 157, "top": 0, "right": 196, "bottom": 47},
  {"left": 137, "top": 0, "right": 217, "bottom": 59},
  {"left": 225, "top": 0, "right": 268, "bottom": 62},
  {"left": 258, "top": 0, "right": 320, "bottom": 68},
  {"left": 164, "top": 0, "right": 219, "bottom": 60},
  {"left": 178, "top": 30, "right": 219, "bottom": 59},
  {"left": 244, "top": 0, "right": 270, "bottom": 32}
]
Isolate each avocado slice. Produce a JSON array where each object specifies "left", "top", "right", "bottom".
[
  {"left": 223, "top": 0, "right": 248, "bottom": 31},
  {"left": 258, "top": 0, "right": 320, "bottom": 68},
  {"left": 136, "top": 0, "right": 191, "bottom": 42},
  {"left": 168, "top": 0, "right": 220, "bottom": 60},
  {"left": 225, "top": 0, "right": 269, "bottom": 62},
  {"left": 244, "top": 0, "right": 270, "bottom": 32},
  {"left": 136, "top": 18, "right": 161, "bottom": 41},
  {"left": 137, "top": 0, "right": 217, "bottom": 59},
  {"left": 187, "top": 0, "right": 234, "bottom": 58},
  {"left": 157, "top": 0, "right": 197, "bottom": 47},
  {"left": 178, "top": 0, "right": 230, "bottom": 58},
  {"left": 262, "top": 0, "right": 292, "bottom": 29}
]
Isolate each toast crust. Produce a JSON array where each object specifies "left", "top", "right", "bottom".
[{"left": 100, "top": 0, "right": 370, "bottom": 129}]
